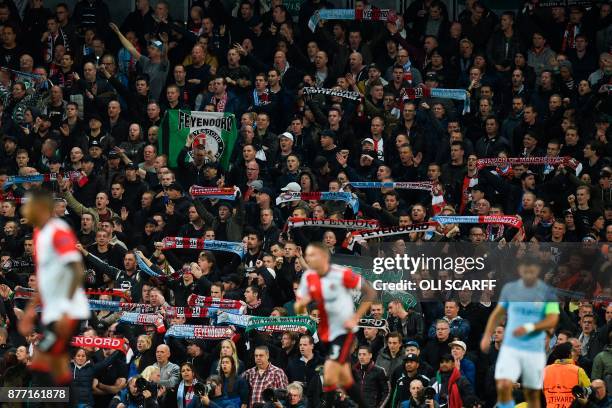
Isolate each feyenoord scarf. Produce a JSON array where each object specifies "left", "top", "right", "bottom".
[
  {"left": 0, "top": 194, "right": 27, "bottom": 204},
  {"left": 286, "top": 217, "right": 380, "bottom": 231},
  {"left": 88, "top": 299, "right": 158, "bottom": 313},
  {"left": 13, "top": 286, "right": 35, "bottom": 299},
  {"left": 401, "top": 87, "right": 470, "bottom": 114},
  {"left": 164, "top": 324, "right": 235, "bottom": 340},
  {"left": 85, "top": 289, "right": 132, "bottom": 301},
  {"left": 161, "top": 237, "right": 247, "bottom": 258},
  {"left": 165, "top": 306, "right": 222, "bottom": 318},
  {"left": 135, "top": 252, "right": 182, "bottom": 282},
  {"left": 190, "top": 185, "right": 239, "bottom": 201},
  {"left": 276, "top": 191, "right": 359, "bottom": 213},
  {"left": 3, "top": 171, "right": 88, "bottom": 189},
  {"left": 357, "top": 318, "right": 389, "bottom": 332},
  {"left": 245, "top": 316, "right": 318, "bottom": 334},
  {"left": 71, "top": 336, "right": 126, "bottom": 353},
  {"left": 303, "top": 87, "right": 361, "bottom": 101},
  {"left": 343, "top": 222, "right": 440, "bottom": 250},
  {"left": 349, "top": 181, "right": 433, "bottom": 191},
  {"left": 118, "top": 312, "right": 162, "bottom": 325},
  {"left": 308, "top": 8, "right": 396, "bottom": 31},
  {"left": 187, "top": 295, "right": 243, "bottom": 310},
  {"left": 432, "top": 215, "right": 523, "bottom": 229},
  {"left": 476, "top": 156, "right": 579, "bottom": 170}
]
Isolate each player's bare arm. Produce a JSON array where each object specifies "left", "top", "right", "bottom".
[
  {"left": 345, "top": 278, "right": 376, "bottom": 330},
  {"left": 512, "top": 310, "right": 559, "bottom": 337},
  {"left": 480, "top": 304, "right": 506, "bottom": 352},
  {"left": 66, "top": 260, "right": 85, "bottom": 299}
]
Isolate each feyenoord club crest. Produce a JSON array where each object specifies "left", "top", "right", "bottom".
[{"left": 191, "top": 128, "right": 225, "bottom": 162}]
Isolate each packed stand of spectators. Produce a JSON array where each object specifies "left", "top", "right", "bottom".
[{"left": 0, "top": 0, "right": 609, "bottom": 407}]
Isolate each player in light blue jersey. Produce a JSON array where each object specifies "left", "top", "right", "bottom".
[{"left": 480, "top": 256, "right": 560, "bottom": 408}]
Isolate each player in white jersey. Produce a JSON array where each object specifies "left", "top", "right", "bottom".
[
  {"left": 480, "top": 256, "right": 559, "bottom": 408},
  {"left": 295, "top": 242, "right": 376, "bottom": 408},
  {"left": 19, "top": 189, "right": 90, "bottom": 384}
]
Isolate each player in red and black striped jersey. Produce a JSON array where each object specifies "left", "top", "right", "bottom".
[{"left": 295, "top": 242, "right": 377, "bottom": 408}]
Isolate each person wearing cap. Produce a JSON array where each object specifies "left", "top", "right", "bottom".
[
  {"left": 275, "top": 131, "right": 297, "bottom": 165},
  {"left": 110, "top": 22, "right": 169, "bottom": 101},
  {"left": 449, "top": 340, "right": 475, "bottom": 386},
  {"left": 390, "top": 352, "right": 431, "bottom": 408},
  {"left": 85, "top": 112, "right": 115, "bottom": 153},
  {"left": 430, "top": 354, "right": 475, "bottom": 408}
]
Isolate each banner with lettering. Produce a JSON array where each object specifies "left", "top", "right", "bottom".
[{"left": 159, "top": 110, "right": 238, "bottom": 169}]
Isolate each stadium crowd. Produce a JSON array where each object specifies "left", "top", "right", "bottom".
[{"left": 0, "top": 0, "right": 609, "bottom": 407}]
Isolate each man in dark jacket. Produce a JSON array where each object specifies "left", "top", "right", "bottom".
[
  {"left": 389, "top": 353, "right": 431, "bottom": 408},
  {"left": 353, "top": 345, "right": 390, "bottom": 408},
  {"left": 286, "top": 334, "right": 325, "bottom": 384},
  {"left": 431, "top": 354, "right": 474, "bottom": 408}
]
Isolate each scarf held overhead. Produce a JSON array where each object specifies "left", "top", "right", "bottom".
[
  {"left": 71, "top": 336, "right": 126, "bottom": 353},
  {"left": 401, "top": 86, "right": 470, "bottom": 114},
  {"left": 308, "top": 8, "right": 397, "bottom": 31},
  {"left": 165, "top": 325, "right": 235, "bottom": 340},
  {"left": 302, "top": 87, "right": 361, "bottom": 101},
  {"left": 161, "top": 238, "right": 246, "bottom": 258},
  {"left": 276, "top": 191, "right": 359, "bottom": 213},
  {"left": 344, "top": 222, "right": 440, "bottom": 250},
  {"left": 187, "top": 295, "right": 244, "bottom": 310},
  {"left": 244, "top": 316, "right": 318, "bottom": 334},
  {"left": 286, "top": 217, "right": 380, "bottom": 231},
  {"left": 432, "top": 215, "right": 523, "bottom": 229},
  {"left": 349, "top": 181, "right": 433, "bottom": 191},
  {"left": 88, "top": 299, "right": 158, "bottom": 313},
  {"left": 189, "top": 185, "right": 239, "bottom": 201},
  {"left": 476, "top": 156, "right": 579, "bottom": 170},
  {"left": 3, "top": 171, "right": 88, "bottom": 189}
]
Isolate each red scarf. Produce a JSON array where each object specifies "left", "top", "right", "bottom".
[
  {"left": 459, "top": 175, "right": 478, "bottom": 214},
  {"left": 447, "top": 367, "right": 463, "bottom": 408},
  {"left": 212, "top": 93, "right": 227, "bottom": 112}
]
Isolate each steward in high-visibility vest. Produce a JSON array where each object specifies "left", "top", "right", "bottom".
[{"left": 543, "top": 343, "right": 591, "bottom": 408}]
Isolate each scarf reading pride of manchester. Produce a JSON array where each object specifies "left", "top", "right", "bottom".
[
  {"left": 190, "top": 185, "right": 239, "bottom": 201},
  {"left": 349, "top": 181, "right": 433, "bottom": 191},
  {"left": 286, "top": 217, "right": 380, "bottom": 231},
  {"left": 187, "top": 295, "right": 243, "bottom": 310},
  {"left": 475, "top": 156, "right": 579, "bottom": 170},
  {"left": 343, "top": 222, "right": 440, "bottom": 250},
  {"left": 71, "top": 336, "right": 126, "bottom": 353},
  {"left": 401, "top": 86, "right": 470, "bottom": 115},
  {"left": 432, "top": 215, "right": 523, "bottom": 229},
  {"left": 3, "top": 171, "right": 88, "bottom": 189},
  {"left": 276, "top": 191, "right": 359, "bottom": 213},
  {"left": 308, "top": 8, "right": 397, "bottom": 32},
  {"left": 165, "top": 324, "right": 235, "bottom": 340},
  {"left": 161, "top": 237, "right": 246, "bottom": 258},
  {"left": 303, "top": 87, "right": 361, "bottom": 101}
]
